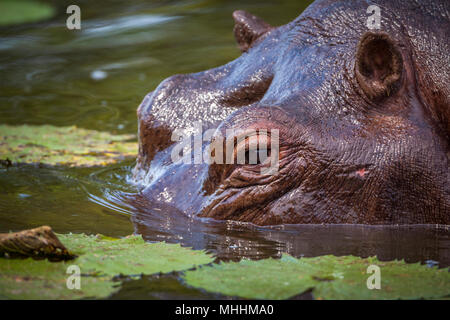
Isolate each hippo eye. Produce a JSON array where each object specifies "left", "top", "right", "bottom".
[{"left": 244, "top": 148, "right": 270, "bottom": 165}]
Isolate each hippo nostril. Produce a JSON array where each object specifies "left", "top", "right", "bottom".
[{"left": 220, "top": 75, "right": 273, "bottom": 108}]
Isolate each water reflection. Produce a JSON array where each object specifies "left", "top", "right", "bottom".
[
  {"left": 83, "top": 15, "right": 177, "bottom": 36},
  {"left": 96, "top": 186, "right": 450, "bottom": 267}
]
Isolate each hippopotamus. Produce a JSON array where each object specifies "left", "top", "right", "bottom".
[{"left": 133, "top": 0, "right": 449, "bottom": 225}]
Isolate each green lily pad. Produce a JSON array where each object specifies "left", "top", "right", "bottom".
[
  {"left": 0, "top": 124, "right": 137, "bottom": 167},
  {"left": 183, "top": 255, "right": 450, "bottom": 300},
  {"left": 0, "top": 258, "right": 118, "bottom": 299},
  {"left": 0, "top": 0, "right": 56, "bottom": 26},
  {"left": 57, "top": 233, "right": 215, "bottom": 277},
  {"left": 0, "top": 233, "right": 214, "bottom": 299}
]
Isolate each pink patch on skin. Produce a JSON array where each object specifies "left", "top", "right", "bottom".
[{"left": 356, "top": 168, "right": 367, "bottom": 177}]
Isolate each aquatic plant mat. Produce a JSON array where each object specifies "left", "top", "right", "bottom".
[
  {"left": 0, "top": 231, "right": 214, "bottom": 299},
  {"left": 0, "top": 124, "right": 137, "bottom": 167},
  {"left": 0, "top": 230, "right": 448, "bottom": 299},
  {"left": 183, "top": 255, "right": 449, "bottom": 300}
]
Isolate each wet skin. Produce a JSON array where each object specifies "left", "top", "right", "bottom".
[{"left": 133, "top": 0, "right": 449, "bottom": 225}]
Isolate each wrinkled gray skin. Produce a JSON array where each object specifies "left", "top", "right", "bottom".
[{"left": 133, "top": 0, "right": 449, "bottom": 225}]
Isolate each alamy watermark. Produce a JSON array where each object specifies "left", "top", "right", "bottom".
[
  {"left": 66, "top": 265, "right": 81, "bottom": 290},
  {"left": 366, "top": 5, "right": 381, "bottom": 30},
  {"left": 66, "top": 5, "right": 81, "bottom": 30},
  {"left": 366, "top": 265, "right": 381, "bottom": 290}
]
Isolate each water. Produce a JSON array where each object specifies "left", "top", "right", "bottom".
[{"left": 0, "top": 0, "right": 448, "bottom": 299}]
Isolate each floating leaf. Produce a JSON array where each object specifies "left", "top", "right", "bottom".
[
  {"left": 0, "top": 257, "right": 118, "bottom": 299},
  {"left": 183, "top": 255, "right": 317, "bottom": 300},
  {"left": 57, "top": 233, "right": 215, "bottom": 277},
  {"left": 0, "top": 233, "right": 214, "bottom": 299},
  {"left": 310, "top": 255, "right": 450, "bottom": 300},
  {"left": 0, "top": 124, "right": 137, "bottom": 167},
  {"left": 0, "top": 0, "right": 56, "bottom": 26},
  {"left": 183, "top": 255, "right": 450, "bottom": 300}
]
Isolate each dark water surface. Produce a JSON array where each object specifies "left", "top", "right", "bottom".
[{"left": 0, "top": 0, "right": 448, "bottom": 299}]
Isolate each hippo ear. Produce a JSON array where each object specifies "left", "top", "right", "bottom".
[
  {"left": 233, "top": 10, "right": 271, "bottom": 52},
  {"left": 355, "top": 32, "right": 403, "bottom": 100}
]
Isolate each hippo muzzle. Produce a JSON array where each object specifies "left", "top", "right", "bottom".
[{"left": 133, "top": 0, "right": 450, "bottom": 225}]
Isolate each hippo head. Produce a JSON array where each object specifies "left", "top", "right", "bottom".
[{"left": 133, "top": 0, "right": 449, "bottom": 225}]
